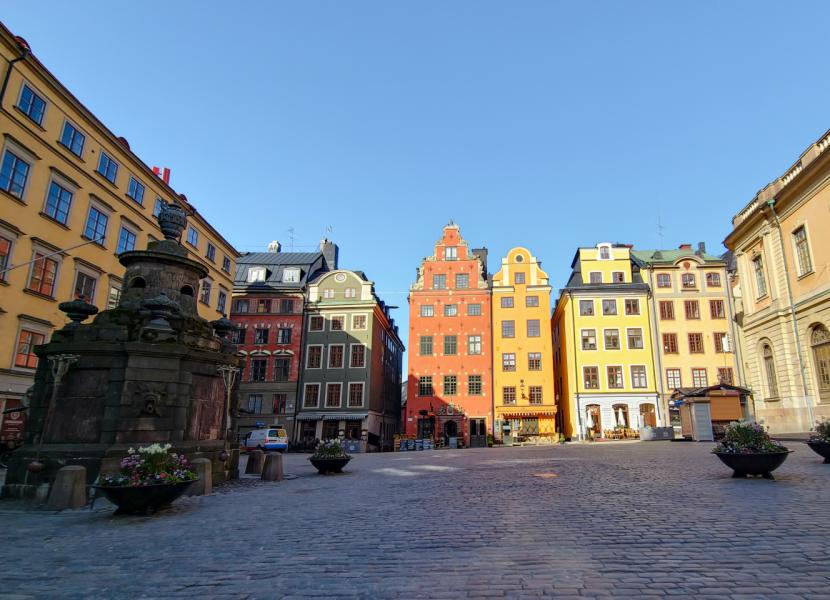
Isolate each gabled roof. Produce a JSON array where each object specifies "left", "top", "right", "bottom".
[
  {"left": 234, "top": 251, "right": 325, "bottom": 290},
  {"left": 631, "top": 249, "right": 725, "bottom": 265}
]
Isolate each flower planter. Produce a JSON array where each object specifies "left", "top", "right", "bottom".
[
  {"left": 714, "top": 451, "right": 791, "bottom": 479},
  {"left": 93, "top": 479, "right": 197, "bottom": 514},
  {"left": 309, "top": 457, "right": 350, "bottom": 474},
  {"left": 806, "top": 440, "right": 830, "bottom": 463}
]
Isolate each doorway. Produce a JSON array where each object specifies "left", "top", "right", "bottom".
[
  {"left": 469, "top": 418, "right": 487, "bottom": 447},
  {"left": 585, "top": 404, "right": 601, "bottom": 438},
  {"left": 639, "top": 403, "right": 657, "bottom": 427}
]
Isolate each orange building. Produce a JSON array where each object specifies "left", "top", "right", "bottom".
[{"left": 405, "top": 222, "right": 492, "bottom": 447}]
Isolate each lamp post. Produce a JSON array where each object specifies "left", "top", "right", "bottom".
[
  {"left": 217, "top": 364, "right": 240, "bottom": 446},
  {"left": 27, "top": 353, "right": 79, "bottom": 475}
]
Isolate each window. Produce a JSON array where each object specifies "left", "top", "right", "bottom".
[
  {"left": 27, "top": 254, "right": 58, "bottom": 297},
  {"left": 0, "top": 236, "right": 12, "bottom": 282},
  {"left": 763, "top": 344, "right": 777, "bottom": 395},
  {"left": 455, "top": 273, "right": 469, "bottom": 289},
  {"left": 599, "top": 245, "right": 611, "bottom": 259},
  {"left": 217, "top": 289, "right": 227, "bottom": 314},
  {"left": 330, "top": 316, "right": 345, "bottom": 330},
  {"left": 15, "top": 329, "right": 45, "bottom": 368},
  {"left": 581, "top": 329, "right": 597, "bottom": 350},
  {"left": 714, "top": 332, "right": 728, "bottom": 353},
  {"left": 206, "top": 243, "right": 216, "bottom": 262},
  {"left": 527, "top": 319, "right": 540, "bottom": 337},
  {"left": 322, "top": 288, "right": 334, "bottom": 299},
  {"left": 272, "top": 358, "right": 290, "bottom": 382},
  {"left": 662, "top": 333, "right": 678, "bottom": 354},
  {"left": 18, "top": 84, "right": 46, "bottom": 125},
  {"left": 607, "top": 366, "right": 623, "bottom": 389},
  {"left": 627, "top": 328, "right": 643, "bottom": 349},
  {"left": 579, "top": 300, "right": 595, "bottom": 316},
  {"left": 717, "top": 368, "right": 734, "bottom": 385},
  {"left": 127, "top": 177, "right": 145, "bottom": 205},
  {"left": 352, "top": 314, "right": 367, "bottom": 330},
  {"left": 247, "top": 267, "right": 266, "bottom": 282},
  {"left": 153, "top": 198, "right": 165, "bottom": 217},
  {"left": 710, "top": 299, "right": 726, "bottom": 319},
  {"left": 420, "top": 304, "right": 434, "bottom": 317},
  {"left": 612, "top": 271, "right": 625, "bottom": 283},
  {"left": 681, "top": 273, "right": 696, "bottom": 289},
  {"left": 419, "top": 336, "right": 433, "bottom": 356},
  {"left": 306, "top": 346, "right": 322, "bottom": 369},
  {"left": 793, "top": 227, "right": 813, "bottom": 276},
  {"left": 445, "top": 246, "right": 457, "bottom": 260},
  {"left": 583, "top": 367, "right": 599, "bottom": 389},
  {"left": 44, "top": 181, "right": 73, "bottom": 224},
  {"left": 107, "top": 283, "right": 121, "bottom": 310},
  {"left": 502, "top": 353, "right": 516, "bottom": 372},
  {"left": 309, "top": 316, "right": 324, "bottom": 331},
  {"left": 277, "top": 328, "right": 292, "bottom": 344},
  {"left": 433, "top": 274, "right": 446, "bottom": 289},
  {"left": 116, "top": 226, "right": 137, "bottom": 254},
  {"left": 656, "top": 273, "right": 671, "bottom": 288},
  {"left": 278, "top": 299, "right": 293, "bottom": 313},
  {"left": 325, "top": 383, "right": 342, "bottom": 408},
  {"left": 666, "top": 368, "right": 681, "bottom": 389},
  {"left": 443, "top": 375, "right": 457, "bottom": 395},
  {"left": 467, "top": 303, "right": 481, "bottom": 316},
  {"left": 501, "top": 320, "right": 515, "bottom": 338},
  {"left": 348, "top": 383, "right": 364, "bottom": 407},
  {"left": 659, "top": 300, "right": 674, "bottom": 320},
  {"left": 273, "top": 393, "right": 288, "bottom": 414},
  {"left": 706, "top": 272, "right": 722, "bottom": 288},
  {"left": 684, "top": 300, "right": 700, "bottom": 320},
  {"left": 282, "top": 268, "right": 300, "bottom": 283},
  {"left": 303, "top": 384, "right": 320, "bottom": 408},
  {"left": 529, "top": 386, "right": 543, "bottom": 405},
  {"left": 247, "top": 394, "right": 263, "bottom": 413},
  {"left": 624, "top": 299, "right": 640, "bottom": 315},
  {"left": 589, "top": 272, "right": 602, "bottom": 284},
  {"left": 692, "top": 368, "right": 708, "bottom": 387},
  {"left": 256, "top": 299, "right": 271, "bottom": 313},
  {"left": 250, "top": 359, "right": 267, "bottom": 382},
  {"left": 418, "top": 376, "right": 433, "bottom": 396},
  {"left": 222, "top": 256, "right": 231, "bottom": 273},
  {"left": 187, "top": 226, "right": 199, "bottom": 247},
  {"left": 501, "top": 296, "right": 514, "bottom": 308},
  {"left": 812, "top": 326, "right": 830, "bottom": 402},
  {"left": 97, "top": 152, "right": 118, "bottom": 184},
  {"left": 688, "top": 333, "right": 704, "bottom": 354},
  {"left": 199, "top": 279, "right": 211, "bottom": 305},
  {"left": 503, "top": 386, "right": 516, "bottom": 405},
  {"left": 753, "top": 255, "right": 767, "bottom": 298},
  {"left": 526, "top": 295, "right": 539, "bottom": 307},
  {"left": 630, "top": 366, "right": 647, "bottom": 388},
  {"left": 444, "top": 335, "right": 457, "bottom": 355},
  {"left": 344, "top": 287, "right": 356, "bottom": 298},
  {"left": 328, "top": 345, "right": 344, "bottom": 368},
  {"left": 602, "top": 299, "right": 617, "bottom": 315},
  {"left": 468, "top": 375, "right": 482, "bottom": 396},
  {"left": 74, "top": 271, "right": 97, "bottom": 302},
  {"left": 83, "top": 205, "right": 108, "bottom": 243},
  {"left": 604, "top": 329, "right": 620, "bottom": 350},
  {"left": 468, "top": 335, "right": 482, "bottom": 355},
  {"left": 514, "top": 272, "right": 526, "bottom": 284},
  {"left": 444, "top": 304, "right": 458, "bottom": 317},
  {"left": 528, "top": 352, "right": 542, "bottom": 371},
  {"left": 0, "top": 150, "right": 30, "bottom": 198},
  {"left": 350, "top": 345, "right": 366, "bottom": 368}
]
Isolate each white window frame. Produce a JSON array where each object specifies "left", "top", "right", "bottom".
[
  {"left": 72, "top": 262, "right": 100, "bottom": 305},
  {"left": 603, "top": 328, "right": 621, "bottom": 351},
  {"left": 282, "top": 267, "right": 300, "bottom": 283},
  {"left": 630, "top": 365, "right": 648, "bottom": 389},
  {"left": 351, "top": 313, "right": 368, "bottom": 330},
  {"left": 1, "top": 138, "right": 37, "bottom": 201},
  {"left": 199, "top": 277, "right": 212, "bottom": 306},
  {"left": 43, "top": 171, "right": 78, "bottom": 226},
  {"left": 0, "top": 223, "right": 20, "bottom": 283},
  {"left": 607, "top": 365, "right": 625, "bottom": 389},
  {"left": 16, "top": 80, "right": 48, "bottom": 126},
  {"left": 420, "top": 304, "right": 434, "bottom": 317},
  {"left": 329, "top": 314, "right": 346, "bottom": 331},
  {"left": 302, "top": 383, "right": 321, "bottom": 408},
  {"left": 349, "top": 344, "right": 367, "bottom": 368},
  {"left": 116, "top": 221, "right": 139, "bottom": 254},
  {"left": 581, "top": 329, "right": 597, "bottom": 351},
  {"left": 308, "top": 315, "right": 324, "bottom": 332},
  {"left": 626, "top": 327, "right": 644, "bottom": 350},
  {"left": 325, "top": 382, "right": 343, "bottom": 408},
  {"left": 597, "top": 243, "right": 612, "bottom": 260},
  {"left": 445, "top": 246, "right": 457, "bottom": 260},
  {"left": 12, "top": 317, "right": 51, "bottom": 371},
  {"left": 791, "top": 224, "right": 814, "bottom": 277},
  {"left": 347, "top": 381, "right": 365, "bottom": 408},
  {"left": 582, "top": 365, "right": 601, "bottom": 390},
  {"left": 26, "top": 241, "right": 62, "bottom": 298},
  {"left": 327, "top": 343, "right": 345, "bottom": 369},
  {"left": 83, "top": 196, "right": 112, "bottom": 246},
  {"left": 106, "top": 277, "right": 122, "bottom": 310},
  {"left": 305, "top": 344, "right": 323, "bottom": 369},
  {"left": 247, "top": 267, "right": 266, "bottom": 283}
]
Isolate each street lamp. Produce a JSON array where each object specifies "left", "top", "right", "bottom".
[{"left": 217, "top": 364, "right": 240, "bottom": 446}]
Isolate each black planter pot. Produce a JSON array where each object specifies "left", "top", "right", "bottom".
[
  {"left": 309, "top": 457, "right": 350, "bottom": 474},
  {"left": 714, "top": 451, "right": 791, "bottom": 479},
  {"left": 806, "top": 440, "right": 830, "bottom": 463},
  {"left": 93, "top": 479, "right": 197, "bottom": 514}
]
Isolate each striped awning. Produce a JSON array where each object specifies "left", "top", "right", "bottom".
[
  {"left": 296, "top": 412, "right": 368, "bottom": 421},
  {"left": 501, "top": 410, "right": 557, "bottom": 418}
]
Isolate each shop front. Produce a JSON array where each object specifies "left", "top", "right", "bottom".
[
  {"left": 498, "top": 410, "right": 557, "bottom": 445},
  {"left": 576, "top": 394, "right": 660, "bottom": 441},
  {"left": 295, "top": 412, "right": 370, "bottom": 452},
  {"left": 671, "top": 384, "right": 752, "bottom": 441}
]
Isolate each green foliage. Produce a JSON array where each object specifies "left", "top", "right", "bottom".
[
  {"left": 311, "top": 440, "right": 350, "bottom": 459},
  {"left": 713, "top": 421, "right": 788, "bottom": 454},
  {"left": 810, "top": 418, "right": 830, "bottom": 442}
]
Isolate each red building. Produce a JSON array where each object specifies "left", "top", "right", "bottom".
[{"left": 405, "top": 223, "right": 492, "bottom": 447}]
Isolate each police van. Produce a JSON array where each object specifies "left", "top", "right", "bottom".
[{"left": 244, "top": 428, "right": 289, "bottom": 452}]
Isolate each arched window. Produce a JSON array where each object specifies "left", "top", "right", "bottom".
[
  {"left": 811, "top": 326, "right": 830, "bottom": 402},
  {"left": 179, "top": 285, "right": 194, "bottom": 297},
  {"left": 129, "top": 277, "right": 146, "bottom": 289},
  {"left": 762, "top": 344, "right": 779, "bottom": 398},
  {"left": 612, "top": 403, "right": 629, "bottom": 428}
]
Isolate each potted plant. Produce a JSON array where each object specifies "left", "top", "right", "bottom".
[
  {"left": 309, "top": 440, "right": 351, "bottom": 474},
  {"left": 486, "top": 434, "right": 494, "bottom": 448},
  {"left": 806, "top": 419, "right": 830, "bottom": 463},
  {"left": 712, "top": 421, "right": 791, "bottom": 479},
  {"left": 94, "top": 443, "right": 198, "bottom": 514}
]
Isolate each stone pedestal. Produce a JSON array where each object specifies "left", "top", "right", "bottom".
[
  {"left": 261, "top": 453, "right": 284, "bottom": 482},
  {"left": 187, "top": 458, "right": 212, "bottom": 496},
  {"left": 228, "top": 448, "right": 240, "bottom": 480},
  {"left": 245, "top": 450, "right": 264, "bottom": 475},
  {"left": 46, "top": 465, "right": 87, "bottom": 510}
]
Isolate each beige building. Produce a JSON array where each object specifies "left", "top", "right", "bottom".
[
  {"left": 0, "top": 25, "right": 239, "bottom": 425},
  {"left": 725, "top": 129, "right": 830, "bottom": 433}
]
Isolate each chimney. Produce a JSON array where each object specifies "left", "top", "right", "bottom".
[
  {"left": 679, "top": 243, "right": 692, "bottom": 251},
  {"left": 472, "top": 247, "right": 488, "bottom": 275},
  {"left": 320, "top": 238, "right": 339, "bottom": 271},
  {"left": 267, "top": 241, "right": 281, "bottom": 253},
  {"left": 696, "top": 242, "right": 706, "bottom": 256}
]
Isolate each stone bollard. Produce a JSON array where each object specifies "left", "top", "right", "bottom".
[
  {"left": 46, "top": 465, "right": 87, "bottom": 510},
  {"left": 261, "top": 453, "right": 284, "bottom": 482},
  {"left": 228, "top": 448, "right": 240, "bottom": 480},
  {"left": 245, "top": 449, "right": 264, "bottom": 475},
  {"left": 187, "top": 458, "right": 212, "bottom": 496}
]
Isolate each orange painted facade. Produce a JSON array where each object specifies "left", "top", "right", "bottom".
[{"left": 405, "top": 223, "right": 493, "bottom": 447}]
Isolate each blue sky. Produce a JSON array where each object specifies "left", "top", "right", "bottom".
[{"left": 5, "top": 1, "right": 830, "bottom": 352}]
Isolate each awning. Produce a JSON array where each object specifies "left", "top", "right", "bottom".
[
  {"left": 501, "top": 410, "right": 557, "bottom": 418},
  {"left": 296, "top": 412, "right": 368, "bottom": 421}
]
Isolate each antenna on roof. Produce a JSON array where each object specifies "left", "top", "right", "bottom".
[
  {"left": 656, "top": 210, "right": 665, "bottom": 248},
  {"left": 287, "top": 227, "right": 295, "bottom": 251}
]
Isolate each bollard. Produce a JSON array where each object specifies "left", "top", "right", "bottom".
[
  {"left": 245, "top": 449, "right": 264, "bottom": 475},
  {"left": 228, "top": 448, "right": 240, "bottom": 480},
  {"left": 261, "top": 453, "right": 284, "bottom": 482},
  {"left": 46, "top": 465, "right": 87, "bottom": 510},
  {"left": 187, "top": 458, "right": 212, "bottom": 496}
]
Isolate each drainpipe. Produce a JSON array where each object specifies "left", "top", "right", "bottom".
[
  {"left": 765, "top": 198, "right": 815, "bottom": 428},
  {"left": 0, "top": 41, "right": 30, "bottom": 106}
]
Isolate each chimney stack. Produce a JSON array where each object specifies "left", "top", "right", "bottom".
[
  {"left": 320, "top": 238, "right": 339, "bottom": 271},
  {"left": 697, "top": 242, "right": 706, "bottom": 255},
  {"left": 679, "top": 243, "right": 692, "bottom": 251},
  {"left": 267, "top": 241, "right": 281, "bottom": 253}
]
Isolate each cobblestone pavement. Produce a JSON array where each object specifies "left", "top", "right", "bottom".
[{"left": 2, "top": 442, "right": 830, "bottom": 599}]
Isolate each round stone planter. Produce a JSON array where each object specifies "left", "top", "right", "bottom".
[
  {"left": 93, "top": 479, "right": 197, "bottom": 514},
  {"left": 714, "top": 451, "right": 791, "bottom": 479},
  {"left": 309, "top": 457, "right": 350, "bottom": 474},
  {"left": 806, "top": 440, "right": 830, "bottom": 464}
]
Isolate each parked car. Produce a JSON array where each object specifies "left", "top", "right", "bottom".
[{"left": 244, "top": 428, "right": 289, "bottom": 452}]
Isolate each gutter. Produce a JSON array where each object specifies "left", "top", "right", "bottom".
[{"left": 0, "top": 39, "right": 29, "bottom": 106}]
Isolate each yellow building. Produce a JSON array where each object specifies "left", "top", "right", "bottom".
[
  {"left": 0, "top": 26, "right": 239, "bottom": 419},
  {"left": 491, "top": 247, "right": 556, "bottom": 442},
  {"left": 632, "top": 245, "right": 745, "bottom": 427},
  {"left": 552, "top": 243, "right": 659, "bottom": 440}
]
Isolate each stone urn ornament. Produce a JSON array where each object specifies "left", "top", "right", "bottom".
[
  {"left": 59, "top": 298, "right": 99, "bottom": 328},
  {"left": 157, "top": 201, "right": 187, "bottom": 242}
]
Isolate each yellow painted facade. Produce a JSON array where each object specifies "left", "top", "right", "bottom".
[
  {"left": 0, "top": 28, "right": 239, "bottom": 410},
  {"left": 552, "top": 244, "right": 659, "bottom": 440},
  {"left": 491, "top": 247, "right": 556, "bottom": 440}
]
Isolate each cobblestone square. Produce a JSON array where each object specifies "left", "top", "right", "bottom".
[{"left": 2, "top": 442, "right": 829, "bottom": 599}]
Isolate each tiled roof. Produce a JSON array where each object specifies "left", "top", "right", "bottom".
[
  {"left": 631, "top": 249, "right": 725, "bottom": 264},
  {"left": 234, "top": 251, "right": 324, "bottom": 290}
]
